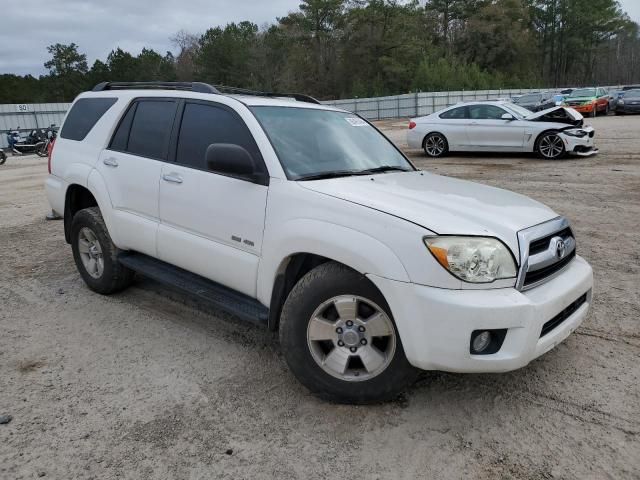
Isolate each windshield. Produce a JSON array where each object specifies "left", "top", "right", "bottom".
[
  {"left": 251, "top": 106, "right": 413, "bottom": 180},
  {"left": 569, "top": 88, "right": 596, "bottom": 98},
  {"left": 623, "top": 89, "right": 640, "bottom": 99},
  {"left": 515, "top": 94, "right": 541, "bottom": 103},
  {"left": 504, "top": 103, "right": 533, "bottom": 118}
]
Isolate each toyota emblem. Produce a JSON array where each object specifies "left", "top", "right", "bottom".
[{"left": 552, "top": 237, "right": 566, "bottom": 259}]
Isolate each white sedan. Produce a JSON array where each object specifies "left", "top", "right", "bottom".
[{"left": 407, "top": 101, "right": 598, "bottom": 160}]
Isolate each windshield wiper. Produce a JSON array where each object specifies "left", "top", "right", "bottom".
[
  {"left": 296, "top": 170, "right": 370, "bottom": 181},
  {"left": 358, "top": 165, "right": 412, "bottom": 175}
]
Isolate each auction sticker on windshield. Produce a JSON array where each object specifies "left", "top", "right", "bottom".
[{"left": 345, "top": 117, "right": 368, "bottom": 127}]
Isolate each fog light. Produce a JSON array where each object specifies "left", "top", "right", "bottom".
[
  {"left": 472, "top": 331, "right": 492, "bottom": 353},
  {"left": 470, "top": 329, "right": 508, "bottom": 355}
]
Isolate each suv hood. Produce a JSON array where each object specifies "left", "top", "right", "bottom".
[{"left": 299, "top": 171, "right": 557, "bottom": 256}]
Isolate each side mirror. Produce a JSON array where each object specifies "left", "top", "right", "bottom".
[
  {"left": 501, "top": 113, "right": 515, "bottom": 121},
  {"left": 205, "top": 143, "right": 268, "bottom": 185}
]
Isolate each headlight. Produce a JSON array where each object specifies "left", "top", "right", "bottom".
[
  {"left": 618, "top": 100, "right": 625, "bottom": 105},
  {"left": 562, "top": 128, "right": 588, "bottom": 138},
  {"left": 424, "top": 236, "right": 517, "bottom": 283}
]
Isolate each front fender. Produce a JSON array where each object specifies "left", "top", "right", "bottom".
[{"left": 256, "top": 218, "right": 411, "bottom": 306}]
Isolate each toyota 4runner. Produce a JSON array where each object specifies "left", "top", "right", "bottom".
[{"left": 45, "top": 82, "right": 593, "bottom": 403}]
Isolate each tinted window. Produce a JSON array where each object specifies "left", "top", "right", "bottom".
[
  {"left": 60, "top": 98, "right": 117, "bottom": 141},
  {"left": 126, "top": 100, "right": 177, "bottom": 160},
  {"left": 468, "top": 105, "right": 507, "bottom": 120},
  {"left": 440, "top": 107, "right": 467, "bottom": 119},
  {"left": 109, "top": 103, "right": 136, "bottom": 151},
  {"left": 176, "top": 102, "right": 263, "bottom": 172}
]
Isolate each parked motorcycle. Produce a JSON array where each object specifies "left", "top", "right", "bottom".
[
  {"left": 6, "top": 128, "right": 46, "bottom": 155},
  {"left": 35, "top": 125, "right": 58, "bottom": 157}
]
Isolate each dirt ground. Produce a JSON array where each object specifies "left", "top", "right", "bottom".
[{"left": 1, "top": 114, "right": 639, "bottom": 479}]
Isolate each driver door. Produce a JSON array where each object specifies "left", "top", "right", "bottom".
[
  {"left": 157, "top": 100, "right": 269, "bottom": 297},
  {"left": 465, "top": 104, "right": 525, "bottom": 151}
]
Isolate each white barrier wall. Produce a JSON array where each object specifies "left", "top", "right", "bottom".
[{"left": 0, "top": 103, "right": 70, "bottom": 148}]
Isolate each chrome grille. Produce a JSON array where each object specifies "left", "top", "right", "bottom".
[{"left": 516, "top": 217, "right": 576, "bottom": 291}]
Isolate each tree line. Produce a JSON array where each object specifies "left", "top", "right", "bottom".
[{"left": 1, "top": 0, "right": 638, "bottom": 103}]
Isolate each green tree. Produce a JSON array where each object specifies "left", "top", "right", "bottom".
[{"left": 43, "top": 43, "right": 89, "bottom": 101}]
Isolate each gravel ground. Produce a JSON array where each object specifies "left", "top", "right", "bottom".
[{"left": 1, "top": 114, "right": 639, "bottom": 479}]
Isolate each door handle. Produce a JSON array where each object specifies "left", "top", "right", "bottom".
[
  {"left": 162, "top": 173, "right": 183, "bottom": 184},
  {"left": 102, "top": 157, "right": 118, "bottom": 167}
]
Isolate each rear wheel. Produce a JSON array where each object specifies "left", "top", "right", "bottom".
[
  {"left": 35, "top": 142, "right": 47, "bottom": 157},
  {"left": 279, "top": 262, "right": 418, "bottom": 403},
  {"left": 0, "top": 151, "right": 6, "bottom": 165},
  {"left": 71, "top": 207, "right": 134, "bottom": 294},
  {"left": 536, "top": 131, "right": 566, "bottom": 160},
  {"left": 423, "top": 132, "right": 449, "bottom": 158}
]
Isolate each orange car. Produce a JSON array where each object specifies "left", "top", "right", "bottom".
[{"left": 563, "top": 87, "right": 610, "bottom": 117}]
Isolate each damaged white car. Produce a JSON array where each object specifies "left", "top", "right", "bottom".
[{"left": 408, "top": 101, "right": 597, "bottom": 160}]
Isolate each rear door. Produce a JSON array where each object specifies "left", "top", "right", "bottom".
[
  {"left": 98, "top": 98, "right": 178, "bottom": 257},
  {"left": 157, "top": 100, "right": 269, "bottom": 297},
  {"left": 465, "top": 104, "right": 525, "bottom": 151}
]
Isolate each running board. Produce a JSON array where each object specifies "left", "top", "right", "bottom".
[{"left": 118, "top": 253, "right": 269, "bottom": 327}]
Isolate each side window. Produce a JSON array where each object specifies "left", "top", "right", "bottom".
[
  {"left": 60, "top": 97, "right": 117, "bottom": 141},
  {"left": 126, "top": 100, "right": 177, "bottom": 160},
  {"left": 109, "top": 102, "right": 136, "bottom": 152},
  {"left": 439, "top": 107, "right": 467, "bottom": 119},
  {"left": 176, "top": 102, "right": 264, "bottom": 173},
  {"left": 468, "top": 105, "right": 507, "bottom": 120}
]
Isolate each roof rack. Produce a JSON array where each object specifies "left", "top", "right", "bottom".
[
  {"left": 91, "top": 81, "right": 321, "bottom": 104},
  {"left": 92, "top": 81, "right": 219, "bottom": 94}
]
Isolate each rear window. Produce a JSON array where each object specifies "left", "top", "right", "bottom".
[
  {"left": 60, "top": 98, "right": 117, "bottom": 141},
  {"left": 440, "top": 106, "right": 467, "bottom": 119}
]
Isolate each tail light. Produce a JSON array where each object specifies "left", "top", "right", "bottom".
[
  {"left": 47, "top": 138, "right": 55, "bottom": 174},
  {"left": 409, "top": 121, "right": 416, "bottom": 129}
]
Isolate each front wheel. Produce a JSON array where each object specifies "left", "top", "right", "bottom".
[
  {"left": 536, "top": 131, "right": 566, "bottom": 160},
  {"left": 71, "top": 207, "right": 134, "bottom": 294},
  {"left": 279, "top": 262, "right": 418, "bottom": 403},
  {"left": 35, "top": 142, "right": 48, "bottom": 157},
  {"left": 0, "top": 151, "right": 6, "bottom": 165}
]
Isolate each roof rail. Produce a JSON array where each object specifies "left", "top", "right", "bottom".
[
  {"left": 213, "top": 85, "right": 321, "bottom": 104},
  {"left": 90, "top": 81, "right": 321, "bottom": 104},
  {"left": 92, "top": 81, "right": 220, "bottom": 94}
]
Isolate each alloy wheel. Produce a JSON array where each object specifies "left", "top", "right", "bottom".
[
  {"left": 306, "top": 295, "right": 396, "bottom": 382},
  {"left": 539, "top": 134, "right": 564, "bottom": 159},
  {"left": 78, "top": 227, "right": 104, "bottom": 279},
  {"left": 425, "top": 134, "right": 446, "bottom": 157}
]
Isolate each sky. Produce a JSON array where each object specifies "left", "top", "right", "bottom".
[{"left": 1, "top": 0, "right": 639, "bottom": 77}]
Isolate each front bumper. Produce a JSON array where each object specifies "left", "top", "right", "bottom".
[
  {"left": 559, "top": 128, "right": 597, "bottom": 156},
  {"left": 567, "top": 103, "right": 595, "bottom": 114},
  {"left": 368, "top": 255, "right": 593, "bottom": 372}
]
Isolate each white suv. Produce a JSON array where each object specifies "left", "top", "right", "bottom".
[{"left": 46, "top": 82, "right": 593, "bottom": 403}]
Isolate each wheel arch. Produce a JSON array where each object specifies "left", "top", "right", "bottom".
[
  {"left": 533, "top": 128, "right": 561, "bottom": 152},
  {"left": 260, "top": 220, "right": 411, "bottom": 331},
  {"left": 63, "top": 184, "right": 98, "bottom": 243},
  {"left": 421, "top": 130, "right": 449, "bottom": 149}
]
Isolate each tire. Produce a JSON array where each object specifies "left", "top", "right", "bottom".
[
  {"left": 536, "top": 130, "right": 566, "bottom": 160},
  {"left": 423, "top": 132, "right": 449, "bottom": 158},
  {"left": 604, "top": 104, "right": 610, "bottom": 116},
  {"left": 279, "top": 261, "right": 418, "bottom": 403},
  {"left": 0, "top": 151, "right": 6, "bottom": 165},
  {"left": 35, "top": 142, "right": 47, "bottom": 157},
  {"left": 590, "top": 108, "right": 597, "bottom": 118},
  {"left": 71, "top": 207, "right": 134, "bottom": 294}
]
